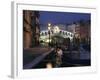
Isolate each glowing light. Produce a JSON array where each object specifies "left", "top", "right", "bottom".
[
  {"left": 48, "top": 23, "right": 51, "bottom": 26},
  {"left": 48, "top": 26, "right": 51, "bottom": 30},
  {"left": 48, "top": 23, "right": 51, "bottom": 30},
  {"left": 46, "top": 63, "right": 52, "bottom": 68},
  {"left": 45, "top": 39, "right": 51, "bottom": 43}
]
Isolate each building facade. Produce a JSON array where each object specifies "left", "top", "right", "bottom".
[
  {"left": 23, "top": 10, "right": 40, "bottom": 48},
  {"left": 67, "top": 24, "right": 76, "bottom": 34},
  {"left": 75, "top": 20, "right": 91, "bottom": 44}
]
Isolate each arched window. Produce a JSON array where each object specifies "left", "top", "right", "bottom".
[
  {"left": 45, "top": 32, "right": 47, "bottom": 35},
  {"left": 66, "top": 32, "right": 68, "bottom": 36},
  {"left": 68, "top": 33, "right": 70, "bottom": 36},
  {"left": 70, "top": 34, "right": 73, "bottom": 37},
  {"left": 41, "top": 32, "right": 43, "bottom": 36},
  {"left": 60, "top": 31, "right": 62, "bottom": 34}
]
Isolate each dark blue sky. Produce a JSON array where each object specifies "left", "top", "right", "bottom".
[{"left": 39, "top": 11, "right": 90, "bottom": 25}]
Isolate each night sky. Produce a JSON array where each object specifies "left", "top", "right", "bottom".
[{"left": 39, "top": 11, "right": 90, "bottom": 25}]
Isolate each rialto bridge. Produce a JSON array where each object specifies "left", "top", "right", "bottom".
[{"left": 39, "top": 26, "right": 74, "bottom": 44}]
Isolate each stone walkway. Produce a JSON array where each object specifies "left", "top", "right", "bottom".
[{"left": 23, "top": 48, "right": 54, "bottom": 69}]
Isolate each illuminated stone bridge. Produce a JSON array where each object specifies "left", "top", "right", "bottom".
[{"left": 39, "top": 26, "right": 74, "bottom": 43}]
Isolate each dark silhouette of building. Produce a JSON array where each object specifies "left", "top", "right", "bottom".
[
  {"left": 23, "top": 10, "right": 40, "bottom": 48},
  {"left": 75, "top": 20, "right": 90, "bottom": 44}
]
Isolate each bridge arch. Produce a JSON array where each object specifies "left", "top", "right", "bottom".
[{"left": 39, "top": 29, "right": 74, "bottom": 43}]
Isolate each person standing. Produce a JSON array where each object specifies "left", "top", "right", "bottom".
[{"left": 55, "top": 47, "right": 63, "bottom": 67}]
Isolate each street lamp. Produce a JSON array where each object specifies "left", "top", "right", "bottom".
[
  {"left": 48, "top": 23, "right": 51, "bottom": 47},
  {"left": 48, "top": 23, "right": 51, "bottom": 27},
  {"left": 53, "top": 26, "right": 60, "bottom": 47}
]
